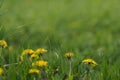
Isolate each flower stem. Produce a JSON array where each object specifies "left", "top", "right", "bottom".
[
  {"left": 33, "top": 77, "right": 36, "bottom": 80},
  {"left": 69, "top": 60, "right": 72, "bottom": 78}
]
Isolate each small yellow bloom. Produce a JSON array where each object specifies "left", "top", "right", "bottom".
[
  {"left": 32, "top": 60, "right": 47, "bottom": 67},
  {"left": 29, "top": 68, "right": 40, "bottom": 74},
  {"left": 0, "top": 68, "right": 4, "bottom": 75},
  {"left": 82, "top": 58, "right": 97, "bottom": 66},
  {"left": 0, "top": 40, "right": 8, "bottom": 48},
  {"left": 65, "top": 52, "right": 74, "bottom": 59},
  {"left": 22, "top": 49, "right": 34, "bottom": 56},
  {"left": 35, "top": 48, "right": 47, "bottom": 55},
  {"left": 30, "top": 53, "right": 39, "bottom": 59}
]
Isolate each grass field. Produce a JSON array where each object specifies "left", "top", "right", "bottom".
[{"left": 0, "top": 0, "right": 120, "bottom": 80}]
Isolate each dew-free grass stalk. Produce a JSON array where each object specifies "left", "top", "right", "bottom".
[{"left": 82, "top": 69, "right": 90, "bottom": 80}]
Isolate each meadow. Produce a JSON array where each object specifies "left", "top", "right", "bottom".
[{"left": 0, "top": 0, "right": 120, "bottom": 80}]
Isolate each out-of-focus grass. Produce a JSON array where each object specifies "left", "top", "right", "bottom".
[{"left": 0, "top": 0, "right": 120, "bottom": 80}]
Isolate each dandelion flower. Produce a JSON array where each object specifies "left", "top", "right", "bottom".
[
  {"left": 22, "top": 49, "right": 34, "bottom": 56},
  {"left": 35, "top": 48, "right": 47, "bottom": 55},
  {"left": 30, "top": 53, "right": 39, "bottom": 59},
  {"left": 0, "top": 68, "right": 4, "bottom": 75},
  {"left": 82, "top": 58, "right": 97, "bottom": 66},
  {"left": 65, "top": 52, "right": 74, "bottom": 59},
  {"left": 29, "top": 68, "right": 40, "bottom": 74},
  {"left": 32, "top": 60, "right": 47, "bottom": 67},
  {"left": 0, "top": 40, "right": 8, "bottom": 48}
]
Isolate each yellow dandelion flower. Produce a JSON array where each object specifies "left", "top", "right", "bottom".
[
  {"left": 29, "top": 68, "right": 40, "bottom": 74},
  {"left": 82, "top": 58, "right": 97, "bottom": 66},
  {"left": 0, "top": 40, "right": 8, "bottom": 48},
  {"left": 22, "top": 49, "right": 34, "bottom": 56},
  {"left": 32, "top": 60, "right": 47, "bottom": 67},
  {"left": 0, "top": 68, "right": 4, "bottom": 75},
  {"left": 30, "top": 53, "right": 39, "bottom": 59},
  {"left": 35, "top": 48, "right": 47, "bottom": 55},
  {"left": 65, "top": 52, "right": 74, "bottom": 59}
]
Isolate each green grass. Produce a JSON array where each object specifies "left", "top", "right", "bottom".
[{"left": 0, "top": 0, "right": 120, "bottom": 80}]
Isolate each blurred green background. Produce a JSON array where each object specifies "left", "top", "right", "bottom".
[{"left": 0, "top": 0, "right": 120, "bottom": 50}]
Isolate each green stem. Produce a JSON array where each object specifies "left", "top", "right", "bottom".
[
  {"left": 69, "top": 60, "right": 72, "bottom": 78},
  {"left": 0, "top": 47, "right": 4, "bottom": 65},
  {"left": 33, "top": 77, "right": 36, "bottom": 80}
]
